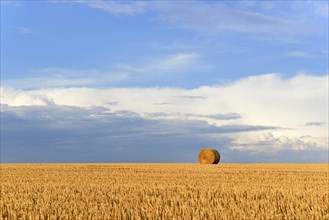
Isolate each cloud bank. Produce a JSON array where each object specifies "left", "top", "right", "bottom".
[{"left": 1, "top": 73, "right": 327, "bottom": 162}]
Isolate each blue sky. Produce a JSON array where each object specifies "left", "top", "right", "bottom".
[{"left": 1, "top": 0, "right": 328, "bottom": 162}]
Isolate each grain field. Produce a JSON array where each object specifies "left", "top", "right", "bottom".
[{"left": 1, "top": 163, "right": 328, "bottom": 219}]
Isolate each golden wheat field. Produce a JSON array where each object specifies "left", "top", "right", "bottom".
[{"left": 1, "top": 163, "right": 328, "bottom": 220}]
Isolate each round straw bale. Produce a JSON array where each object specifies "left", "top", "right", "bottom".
[{"left": 198, "top": 148, "right": 220, "bottom": 164}]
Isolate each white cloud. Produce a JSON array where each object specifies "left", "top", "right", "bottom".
[
  {"left": 16, "top": 27, "right": 33, "bottom": 34},
  {"left": 49, "top": 0, "right": 149, "bottom": 15},
  {"left": 2, "top": 68, "right": 129, "bottom": 89},
  {"left": 2, "top": 74, "right": 327, "bottom": 122},
  {"left": 305, "top": 1, "right": 329, "bottom": 18},
  {"left": 1, "top": 1, "right": 21, "bottom": 7},
  {"left": 51, "top": 1, "right": 322, "bottom": 38},
  {"left": 118, "top": 53, "right": 202, "bottom": 74},
  {"left": 1, "top": 73, "right": 328, "bottom": 161},
  {"left": 47, "top": 1, "right": 327, "bottom": 46},
  {"left": 286, "top": 51, "right": 314, "bottom": 58},
  {"left": 155, "top": 2, "right": 291, "bottom": 35},
  {"left": 152, "top": 53, "right": 199, "bottom": 70},
  {"left": 1, "top": 73, "right": 327, "bottom": 143},
  {"left": 74, "top": 1, "right": 325, "bottom": 40},
  {"left": 2, "top": 54, "right": 201, "bottom": 89},
  {"left": 0, "top": 88, "right": 47, "bottom": 107},
  {"left": 231, "top": 132, "right": 328, "bottom": 152},
  {"left": 82, "top": 1, "right": 149, "bottom": 15}
]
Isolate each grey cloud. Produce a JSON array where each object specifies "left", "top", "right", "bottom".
[
  {"left": 187, "top": 113, "right": 241, "bottom": 120},
  {"left": 145, "top": 112, "right": 169, "bottom": 118},
  {"left": 106, "top": 101, "right": 119, "bottom": 106},
  {"left": 173, "top": 95, "right": 207, "bottom": 100},
  {"left": 208, "top": 125, "right": 278, "bottom": 134},
  {"left": 1, "top": 106, "right": 220, "bottom": 162},
  {"left": 1, "top": 105, "right": 278, "bottom": 163},
  {"left": 145, "top": 112, "right": 241, "bottom": 120},
  {"left": 2, "top": 103, "right": 326, "bottom": 163},
  {"left": 153, "top": 102, "right": 171, "bottom": 105},
  {"left": 222, "top": 148, "right": 328, "bottom": 163},
  {"left": 305, "top": 121, "right": 325, "bottom": 126}
]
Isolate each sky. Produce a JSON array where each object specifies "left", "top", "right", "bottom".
[{"left": 0, "top": 0, "right": 328, "bottom": 163}]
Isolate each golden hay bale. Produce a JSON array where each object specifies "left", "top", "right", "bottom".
[{"left": 198, "top": 148, "right": 220, "bottom": 164}]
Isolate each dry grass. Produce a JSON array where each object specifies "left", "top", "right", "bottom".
[{"left": 1, "top": 163, "right": 328, "bottom": 219}]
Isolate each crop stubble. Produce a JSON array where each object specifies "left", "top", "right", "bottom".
[{"left": 1, "top": 163, "right": 328, "bottom": 219}]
